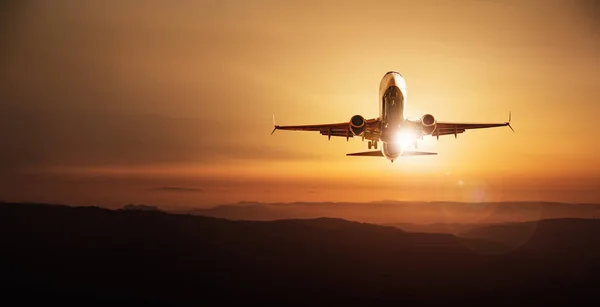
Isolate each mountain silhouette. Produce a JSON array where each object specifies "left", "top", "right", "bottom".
[
  {"left": 122, "top": 204, "right": 162, "bottom": 211},
  {"left": 1, "top": 202, "right": 599, "bottom": 305},
  {"left": 184, "top": 201, "right": 600, "bottom": 224},
  {"left": 457, "top": 218, "right": 600, "bottom": 253},
  {"left": 384, "top": 221, "right": 504, "bottom": 234}
]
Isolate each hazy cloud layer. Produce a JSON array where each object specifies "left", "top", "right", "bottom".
[
  {"left": 0, "top": 104, "right": 319, "bottom": 174},
  {"left": 149, "top": 186, "right": 204, "bottom": 193}
]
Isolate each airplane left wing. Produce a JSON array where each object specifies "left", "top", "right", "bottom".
[
  {"left": 432, "top": 112, "right": 514, "bottom": 138},
  {"left": 271, "top": 116, "right": 381, "bottom": 140}
]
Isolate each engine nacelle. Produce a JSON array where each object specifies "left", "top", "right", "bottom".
[
  {"left": 349, "top": 115, "right": 366, "bottom": 136},
  {"left": 421, "top": 114, "right": 437, "bottom": 134}
]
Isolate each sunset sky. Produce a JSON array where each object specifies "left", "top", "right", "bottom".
[{"left": 1, "top": 0, "right": 599, "bottom": 209}]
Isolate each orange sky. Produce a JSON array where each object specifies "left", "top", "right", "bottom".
[{"left": 1, "top": 0, "right": 599, "bottom": 208}]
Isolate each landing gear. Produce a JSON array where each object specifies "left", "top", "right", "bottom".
[
  {"left": 368, "top": 141, "right": 372, "bottom": 149},
  {"left": 368, "top": 141, "right": 378, "bottom": 150},
  {"left": 373, "top": 141, "right": 378, "bottom": 149}
]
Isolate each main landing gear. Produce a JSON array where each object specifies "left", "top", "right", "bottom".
[{"left": 367, "top": 141, "right": 378, "bottom": 150}]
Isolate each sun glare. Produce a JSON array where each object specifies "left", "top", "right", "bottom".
[{"left": 395, "top": 131, "right": 418, "bottom": 150}]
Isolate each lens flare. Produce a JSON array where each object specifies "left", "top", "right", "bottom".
[{"left": 395, "top": 130, "right": 417, "bottom": 150}]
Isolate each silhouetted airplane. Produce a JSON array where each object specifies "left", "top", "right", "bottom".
[{"left": 271, "top": 71, "right": 513, "bottom": 162}]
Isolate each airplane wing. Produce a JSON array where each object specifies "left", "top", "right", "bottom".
[
  {"left": 271, "top": 116, "right": 381, "bottom": 140},
  {"left": 432, "top": 112, "right": 514, "bottom": 138}
]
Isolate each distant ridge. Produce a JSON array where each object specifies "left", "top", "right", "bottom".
[
  {"left": 183, "top": 201, "right": 600, "bottom": 224},
  {"left": 122, "top": 204, "right": 162, "bottom": 212},
  {"left": 1, "top": 201, "right": 600, "bottom": 305}
]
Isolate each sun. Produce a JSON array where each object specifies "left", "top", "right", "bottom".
[{"left": 394, "top": 130, "right": 418, "bottom": 150}]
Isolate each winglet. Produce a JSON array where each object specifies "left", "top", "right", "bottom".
[
  {"left": 271, "top": 114, "right": 278, "bottom": 135},
  {"left": 507, "top": 111, "right": 515, "bottom": 132}
]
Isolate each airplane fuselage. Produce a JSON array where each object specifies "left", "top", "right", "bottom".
[{"left": 378, "top": 71, "right": 408, "bottom": 161}]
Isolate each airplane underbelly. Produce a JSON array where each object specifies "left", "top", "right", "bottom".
[
  {"left": 381, "top": 86, "right": 404, "bottom": 128},
  {"left": 380, "top": 85, "right": 404, "bottom": 143},
  {"left": 382, "top": 142, "right": 401, "bottom": 160}
]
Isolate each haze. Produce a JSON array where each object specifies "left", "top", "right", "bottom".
[{"left": 1, "top": 0, "right": 599, "bottom": 209}]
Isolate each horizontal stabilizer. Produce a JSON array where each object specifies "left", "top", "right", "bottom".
[
  {"left": 346, "top": 151, "right": 384, "bottom": 157},
  {"left": 401, "top": 151, "right": 437, "bottom": 156}
]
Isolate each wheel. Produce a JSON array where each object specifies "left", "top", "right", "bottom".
[
  {"left": 374, "top": 141, "right": 378, "bottom": 149},
  {"left": 368, "top": 141, "right": 372, "bottom": 149}
]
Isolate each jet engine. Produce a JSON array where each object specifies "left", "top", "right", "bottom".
[
  {"left": 349, "top": 115, "right": 366, "bottom": 136},
  {"left": 421, "top": 114, "right": 437, "bottom": 134}
]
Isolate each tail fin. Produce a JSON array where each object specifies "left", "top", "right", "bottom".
[
  {"left": 346, "top": 150, "right": 437, "bottom": 157},
  {"left": 401, "top": 151, "right": 437, "bottom": 156},
  {"left": 346, "top": 151, "right": 384, "bottom": 157}
]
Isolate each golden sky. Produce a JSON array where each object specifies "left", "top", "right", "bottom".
[{"left": 1, "top": 0, "right": 599, "bottom": 208}]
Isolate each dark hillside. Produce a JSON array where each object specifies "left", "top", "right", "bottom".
[{"left": 1, "top": 203, "right": 599, "bottom": 305}]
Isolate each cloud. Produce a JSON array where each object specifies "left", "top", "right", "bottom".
[
  {"left": 149, "top": 186, "right": 204, "bottom": 193},
  {"left": 0, "top": 104, "right": 318, "bottom": 175}
]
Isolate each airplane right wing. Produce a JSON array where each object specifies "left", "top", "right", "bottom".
[{"left": 271, "top": 116, "right": 381, "bottom": 141}]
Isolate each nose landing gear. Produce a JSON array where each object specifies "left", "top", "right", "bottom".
[{"left": 367, "top": 141, "right": 378, "bottom": 150}]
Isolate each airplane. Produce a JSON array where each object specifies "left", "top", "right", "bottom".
[{"left": 271, "top": 71, "right": 513, "bottom": 162}]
